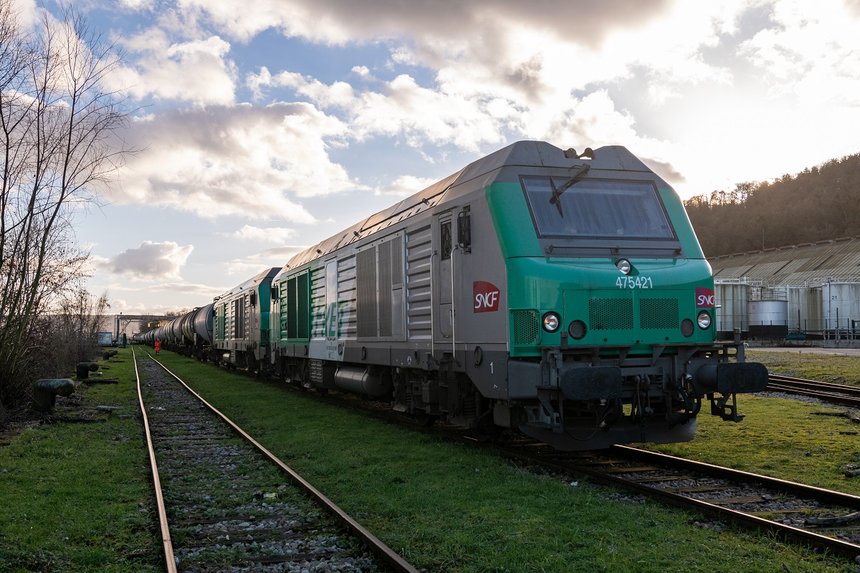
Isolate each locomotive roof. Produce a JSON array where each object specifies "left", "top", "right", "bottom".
[
  {"left": 281, "top": 140, "right": 651, "bottom": 270},
  {"left": 215, "top": 266, "right": 280, "bottom": 301}
]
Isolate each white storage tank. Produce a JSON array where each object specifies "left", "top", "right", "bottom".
[
  {"left": 789, "top": 286, "right": 821, "bottom": 334},
  {"left": 748, "top": 299, "right": 788, "bottom": 338},
  {"left": 714, "top": 282, "right": 749, "bottom": 338},
  {"left": 818, "top": 282, "right": 860, "bottom": 337}
]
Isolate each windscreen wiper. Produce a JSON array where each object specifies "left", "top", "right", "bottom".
[{"left": 549, "top": 163, "right": 591, "bottom": 217}]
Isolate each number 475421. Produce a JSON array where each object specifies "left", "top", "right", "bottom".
[{"left": 616, "top": 276, "right": 653, "bottom": 289}]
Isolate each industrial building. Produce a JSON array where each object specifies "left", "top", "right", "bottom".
[{"left": 709, "top": 236, "right": 860, "bottom": 343}]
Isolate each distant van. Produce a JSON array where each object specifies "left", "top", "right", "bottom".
[{"left": 97, "top": 332, "right": 113, "bottom": 347}]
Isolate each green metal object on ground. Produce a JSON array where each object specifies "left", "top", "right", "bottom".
[{"left": 32, "top": 378, "right": 75, "bottom": 412}]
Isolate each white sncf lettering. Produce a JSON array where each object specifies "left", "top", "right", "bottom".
[
  {"left": 697, "top": 293, "right": 716, "bottom": 307},
  {"left": 475, "top": 291, "right": 499, "bottom": 310},
  {"left": 473, "top": 281, "right": 501, "bottom": 313},
  {"left": 695, "top": 287, "right": 716, "bottom": 308}
]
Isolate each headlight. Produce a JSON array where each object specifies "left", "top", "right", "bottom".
[
  {"left": 697, "top": 311, "right": 712, "bottom": 329},
  {"left": 568, "top": 320, "right": 587, "bottom": 340},
  {"left": 542, "top": 312, "right": 560, "bottom": 332},
  {"left": 616, "top": 258, "right": 632, "bottom": 275},
  {"left": 681, "top": 318, "right": 694, "bottom": 337}
]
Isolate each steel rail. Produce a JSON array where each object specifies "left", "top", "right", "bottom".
[
  {"left": 767, "top": 374, "right": 860, "bottom": 408},
  {"left": 607, "top": 445, "right": 860, "bottom": 558},
  {"left": 613, "top": 445, "right": 860, "bottom": 508},
  {"left": 508, "top": 443, "right": 860, "bottom": 558},
  {"left": 132, "top": 347, "right": 177, "bottom": 573},
  {"left": 769, "top": 374, "right": 860, "bottom": 395},
  {"left": 147, "top": 353, "right": 420, "bottom": 573}
]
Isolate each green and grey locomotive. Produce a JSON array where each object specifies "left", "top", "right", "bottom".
[
  {"left": 212, "top": 267, "right": 280, "bottom": 368},
  {"left": 267, "top": 140, "right": 767, "bottom": 450}
]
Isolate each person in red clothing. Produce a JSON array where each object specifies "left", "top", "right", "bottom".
[{"left": 154, "top": 339, "right": 161, "bottom": 354}]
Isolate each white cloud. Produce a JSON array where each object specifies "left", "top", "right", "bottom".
[
  {"left": 375, "top": 175, "right": 437, "bottom": 197},
  {"left": 739, "top": 0, "right": 860, "bottom": 106},
  {"left": 118, "top": 0, "right": 154, "bottom": 9},
  {"left": 109, "top": 102, "right": 357, "bottom": 220},
  {"left": 106, "top": 241, "right": 194, "bottom": 280},
  {"left": 178, "top": 0, "right": 670, "bottom": 45},
  {"left": 9, "top": 0, "right": 37, "bottom": 29},
  {"left": 223, "top": 246, "right": 304, "bottom": 277},
  {"left": 251, "top": 70, "right": 507, "bottom": 152},
  {"left": 223, "top": 225, "right": 296, "bottom": 243},
  {"left": 108, "top": 29, "right": 236, "bottom": 105},
  {"left": 107, "top": 284, "right": 224, "bottom": 315}
]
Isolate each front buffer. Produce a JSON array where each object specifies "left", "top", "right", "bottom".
[{"left": 512, "top": 343, "right": 768, "bottom": 450}]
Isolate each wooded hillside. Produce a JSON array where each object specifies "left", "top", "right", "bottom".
[{"left": 683, "top": 153, "right": 860, "bottom": 258}]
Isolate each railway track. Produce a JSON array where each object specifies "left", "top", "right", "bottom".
[
  {"left": 303, "top": 383, "right": 860, "bottom": 560},
  {"left": 500, "top": 440, "right": 860, "bottom": 559},
  {"left": 767, "top": 374, "right": 860, "bottom": 408},
  {"left": 287, "top": 368, "right": 860, "bottom": 560},
  {"left": 133, "top": 348, "right": 418, "bottom": 573}
]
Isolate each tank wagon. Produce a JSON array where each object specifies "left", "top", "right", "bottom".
[
  {"left": 213, "top": 267, "right": 280, "bottom": 369},
  {"left": 145, "top": 304, "right": 215, "bottom": 358},
  {"left": 267, "top": 140, "right": 768, "bottom": 450},
  {"left": 176, "top": 304, "right": 215, "bottom": 359}
]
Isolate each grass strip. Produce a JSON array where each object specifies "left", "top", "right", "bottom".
[
  {"left": 0, "top": 348, "right": 160, "bottom": 572},
  {"left": 746, "top": 349, "right": 860, "bottom": 387}
]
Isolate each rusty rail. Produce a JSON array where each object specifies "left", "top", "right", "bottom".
[{"left": 132, "top": 347, "right": 177, "bottom": 573}]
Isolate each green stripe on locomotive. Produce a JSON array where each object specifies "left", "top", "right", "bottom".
[
  {"left": 257, "top": 277, "right": 275, "bottom": 348},
  {"left": 486, "top": 180, "right": 716, "bottom": 357},
  {"left": 272, "top": 268, "right": 313, "bottom": 344},
  {"left": 212, "top": 267, "right": 279, "bottom": 351}
]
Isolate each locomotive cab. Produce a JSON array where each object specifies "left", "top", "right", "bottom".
[{"left": 486, "top": 144, "right": 768, "bottom": 449}]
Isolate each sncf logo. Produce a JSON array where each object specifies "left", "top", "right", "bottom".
[
  {"left": 696, "top": 287, "right": 716, "bottom": 308},
  {"left": 473, "top": 281, "right": 501, "bottom": 313}
]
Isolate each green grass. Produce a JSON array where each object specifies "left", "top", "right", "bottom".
[
  {"left": 2, "top": 346, "right": 857, "bottom": 572},
  {"left": 149, "top": 350, "right": 853, "bottom": 572},
  {"left": 646, "top": 348, "right": 860, "bottom": 494},
  {"left": 0, "top": 348, "right": 160, "bottom": 573},
  {"left": 747, "top": 348, "right": 860, "bottom": 386},
  {"left": 649, "top": 395, "right": 860, "bottom": 494}
]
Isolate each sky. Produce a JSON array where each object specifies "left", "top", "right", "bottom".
[{"left": 15, "top": 0, "right": 860, "bottom": 320}]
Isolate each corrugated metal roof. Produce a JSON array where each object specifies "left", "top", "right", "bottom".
[
  {"left": 713, "top": 264, "right": 755, "bottom": 279},
  {"left": 710, "top": 236, "right": 860, "bottom": 286}
]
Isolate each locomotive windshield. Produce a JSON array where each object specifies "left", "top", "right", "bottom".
[{"left": 521, "top": 177, "right": 675, "bottom": 240}]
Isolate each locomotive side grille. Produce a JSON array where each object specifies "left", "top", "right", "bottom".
[
  {"left": 337, "top": 255, "right": 357, "bottom": 338},
  {"left": 406, "top": 225, "right": 433, "bottom": 340},
  {"left": 512, "top": 310, "right": 540, "bottom": 344},
  {"left": 378, "top": 240, "right": 393, "bottom": 337},
  {"left": 640, "top": 297, "right": 679, "bottom": 329},
  {"left": 310, "top": 267, "right": 326, "bottom": 338},
  {"left": 356, "top": 248, "right": 377, "bottom": 337},
  {"left": 589, "top": 298, "right": 633, "bottom": 330},
  {"left": 283, "top": 273, "right": 311, "bottom": 339}
]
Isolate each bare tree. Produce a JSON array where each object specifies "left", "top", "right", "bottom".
[
  {"left": 0, "top": 2, "right": 128, "bottom": 419},
  {"left": 31, "top": 289, "right": 111, "bottom": 378}
]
